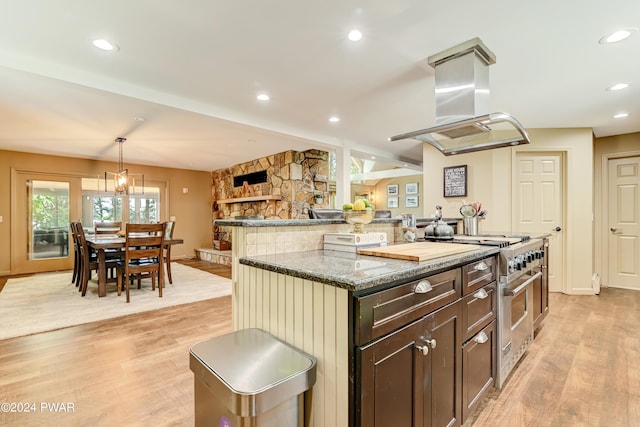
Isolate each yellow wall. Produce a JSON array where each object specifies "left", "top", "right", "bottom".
[
  {"left": 422, "top": 128, "right": 595, "bottom": 294},
  {"left": 593, "top": 132, "right": 640, "bottom": 286},
  {"left": 373, "top": 174, "right": 424, "bottom": 217},
  {"left": 0, "top": 149, "right": 212, "bottom": 275}
]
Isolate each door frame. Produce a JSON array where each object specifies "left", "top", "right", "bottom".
[
  {"left": 10, "top": 168, "right": 84, "bottom": 274},
  {"left": 600, "top": 149, "right": 640, "bottom": 288},
  {"left": 511, "top": 148, "right": 568, "bottom": 293}
]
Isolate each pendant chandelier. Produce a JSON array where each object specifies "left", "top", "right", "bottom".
[{"left": 104, "top": 137, "right": 144, "bottom": 195}]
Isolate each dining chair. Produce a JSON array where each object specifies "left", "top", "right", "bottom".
[
  {"left": 308, "top": 208, "right": 345, "bottom": 219},
  {"left": 94, "top": 221, "right": 122, "bottom": 235},
  {"left": 94, "top": 221, "right": 124, "bottom": 278},
  {"left": 76, "top": 223, "right": 119, "bottom": 296},
  {"left": 116, "top": 222, "right": 167, "bottom": 303},
  {"left": 70, "top": 222, "right": 81, "bottom": 287},
  {"left": 164, "top": 221, "right": 175, "bottom": 284}
]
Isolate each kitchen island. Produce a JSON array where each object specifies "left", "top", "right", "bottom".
[
  {"left": 217, "top": 217, "right": 550, "bottom": 426},
  {"left": 234, "top": 236, "right": 499, "bottom": 426}
]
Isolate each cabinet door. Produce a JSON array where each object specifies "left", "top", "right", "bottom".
[
  {"left": 424, "top": 301, "right": 462, "bottom": 427},
  {"left": 358, "top": 317, "right": 427, "bottom": 427},
  {"left": 462, "top": 320, "right": 496, "bottom": 423}
]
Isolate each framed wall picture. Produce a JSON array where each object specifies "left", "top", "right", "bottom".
[
  {"left": 387, "top": 184, "right": 399, "bottom": 196},
  {"left": 405, "top": 182, "right": 418, "bottom": 194},
  {"left": 387, "top": 197, "right": 398, "bottom": 208},
  {"left": 443, "top": 165, "right": 467, "bottom": 197},
  {"left": 405, "top": 195, "right": 419, "bottom": 208}
]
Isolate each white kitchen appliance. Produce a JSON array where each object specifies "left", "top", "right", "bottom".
[{"left": 323, "top": 232, "right": 388, "bottom": 253}]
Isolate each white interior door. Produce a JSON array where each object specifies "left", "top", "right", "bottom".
[
  {"left": 513, "top": 152, "right": 565, "bottom": 292},
  {"left": 608, "top": 156, "right": 640, "bottom": 289}
]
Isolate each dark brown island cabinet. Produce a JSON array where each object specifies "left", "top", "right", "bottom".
[{"left": 355, "top": 255, "right": 498, "bottom": 427}]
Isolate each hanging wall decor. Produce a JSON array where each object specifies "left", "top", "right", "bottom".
[{"left": 443, "top": 165, "right": 467, "bottom": 197}]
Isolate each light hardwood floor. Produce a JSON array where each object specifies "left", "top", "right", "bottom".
[
  {"left": 1, "top": 262, "right": 639, "bottom": 426},
  {"left": 0, "top": 259, "right": 232, "bottom": 427},
  {"left": 467, "top": 287, "right": 640, "bottom": 427}
]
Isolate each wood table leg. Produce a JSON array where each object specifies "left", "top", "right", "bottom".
[
  {"left": 98, "top": 249, "right": 107, "bottom": 297},
  {"left": 165, "top": 246, "right": 173, "bottom": 284}
]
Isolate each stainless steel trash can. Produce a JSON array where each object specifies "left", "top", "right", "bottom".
[{"left": 189, "top": 328, "right": 317, "bottom": 427}]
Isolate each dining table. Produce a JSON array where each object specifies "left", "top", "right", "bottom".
[{"left": 85, "top": 235, "right": 184, "bottom": 297}]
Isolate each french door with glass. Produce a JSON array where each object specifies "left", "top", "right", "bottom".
[{"left": 12, "top": 172, "right": 81, "bottom": 274}]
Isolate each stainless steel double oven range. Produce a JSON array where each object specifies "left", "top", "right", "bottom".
[
  {"left": 496, "top": 237, "right": 546, "bottom": 387},
  {"left": 424, "top": 233, "right": 548, "bottom": 388}
]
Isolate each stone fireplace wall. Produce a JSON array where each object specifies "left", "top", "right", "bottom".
[{"left": 211, "top": 149, "right": 330, "bottom": 226}]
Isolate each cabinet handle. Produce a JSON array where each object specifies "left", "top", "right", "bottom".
[
  {"left": 414, "top": 280, "right": 432, "bottom": 294},
  {"left": 416, "top": 338, "right": 437, "bottom": 355},
  {"left": 472, "top": 288, "right": 489, "bottom": 299},
  {"left": 474, "top": 261, "right": 489, "bottom": 271},
  {"left": 474, "top": 332, "right": 489, "bottom": 344},
  {"left": 416, "top": 345, "right": 429, "bottom": 356}
]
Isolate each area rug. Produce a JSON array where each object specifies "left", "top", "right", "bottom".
[{"left": 0, "top": 263, "right": 231, "bottom": 340}]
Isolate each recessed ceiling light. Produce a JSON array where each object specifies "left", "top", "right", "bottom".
[
  {"left": 607, "top": 83, "right": 630, "bottom": 91},
  {"left": 613, "top": 112, "right": 629, "bottom": 119},
  {"left": 348, "top": 29, "right": 363, "bottom": 42},
  {"left": 92, "top": 39, "right": 119, "bottom": 52},
  {"left": 370, "top": 156, "right": 376, "bottom": 160},
  {"left": 328, "top": 116, "right": 340, "bottom": 123},
  {"left": 599, "top": 28, "right": 636, "bottom": 44},
  {"left": 256, "top": 93, "right": 270, "bottom": 101},
  {"left": 133, "top": 116, "right": 145, "bottom": 122}
]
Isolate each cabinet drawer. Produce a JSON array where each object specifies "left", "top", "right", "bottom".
[
  {"left": 462, "top": 255, "right": 497, "bottom": 295},
  {"left": 461, "top": 282, "right": 496, "bottom": 342},
  {"left": 355, "top": 268, "right": 461, "bottom": 345},
  {"left": 462, "top": 320, "right": 496, "bottom": 423}
]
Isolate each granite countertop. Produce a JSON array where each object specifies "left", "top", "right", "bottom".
[
  {"left": 215, "top": 218, "right": 400, "bottom": 227},
  {"left": 239, "top": 246, "right": 499, "bottom": 293}
]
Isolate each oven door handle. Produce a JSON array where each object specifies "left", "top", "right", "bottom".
[{"left": 503, "top": 271, "right": 542, "bottom": 296}]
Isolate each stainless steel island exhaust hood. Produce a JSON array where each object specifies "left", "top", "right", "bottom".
[{"left": 389, "top": 38, "right": 530, "bottom": 155}]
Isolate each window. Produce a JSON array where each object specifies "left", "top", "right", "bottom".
[
  {"left": 90, "top": 195, "right": 124, "bottom": 222},
  {"left": 81, "top": 178, "right": 160, "bottom": 225},
  {"left": 29, "top": 180, "right": 69, "bottom": 259},
  {"left": 129, "top": 195, "right": 158, "bottom": 223}
]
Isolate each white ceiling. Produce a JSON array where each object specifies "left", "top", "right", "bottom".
[{"left": 0, "top": 0, "right": 638, "bottom": 172}]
